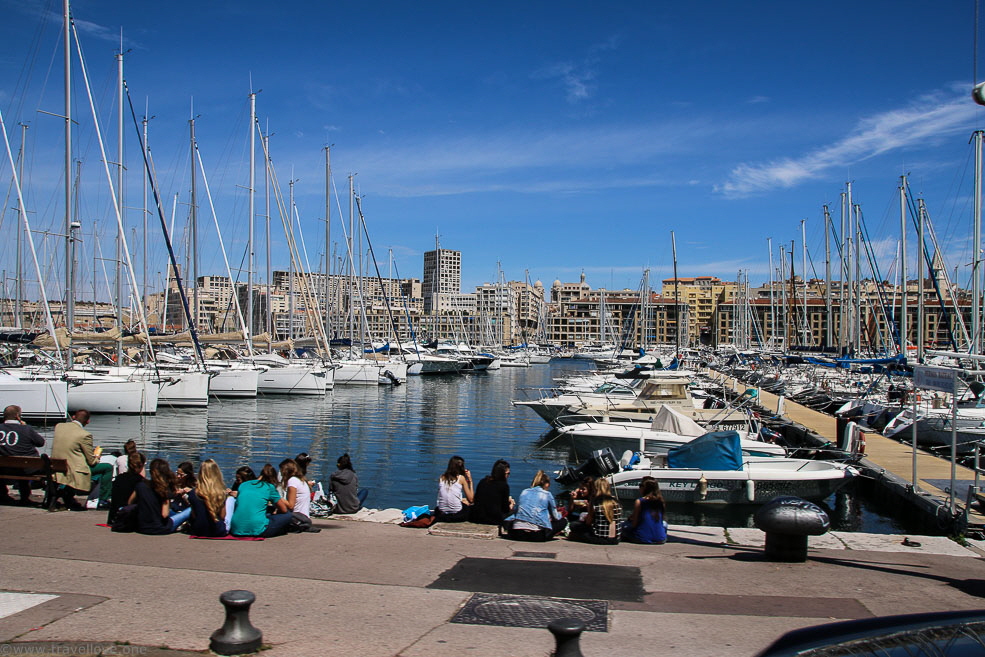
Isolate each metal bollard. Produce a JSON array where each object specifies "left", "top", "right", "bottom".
[
  {"left": 210, "top": 589, "right": 263, "bottom": 655},
  {"left": 549, "top": 618, "right": 586, "bottom": 657}
]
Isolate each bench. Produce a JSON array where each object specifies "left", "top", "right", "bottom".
[{"left": 0, "top": 455, "right": 69, "bottom": 509}]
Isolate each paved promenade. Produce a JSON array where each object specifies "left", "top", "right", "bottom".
[{"left": 2, "top": 506, "right": 985, "bottom": 657}]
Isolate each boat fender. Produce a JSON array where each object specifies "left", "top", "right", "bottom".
[
  {"left": 697, "top": 475, "right": 708, "bottom": 500},
  {"left": 854, "top": 430, "right": 866, "bottom": 456},
  {"left": 745, "top": 479, "right": 755, "bottom": 503}
]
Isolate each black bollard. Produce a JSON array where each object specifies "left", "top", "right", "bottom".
[
  {"left": 549, "top": 618, "right": 586, "bottom": 657},
  {"left": 210, "top": 589, "right": 263, "bottom": 655}
]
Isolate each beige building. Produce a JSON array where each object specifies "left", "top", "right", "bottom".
[{"left": 661, "top": 276, "right": 738, "bottom": 346}]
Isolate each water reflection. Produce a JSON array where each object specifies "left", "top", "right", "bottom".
[{"left": 27, "top": 360, "right": 905, "bottom": 532}]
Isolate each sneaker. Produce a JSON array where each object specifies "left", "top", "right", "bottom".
[
  {"left": 97, "top": 500, "right": 112, "bottom": 510},
  {"left": 85, "top": 499, "right": 98, "bottom": 510}
]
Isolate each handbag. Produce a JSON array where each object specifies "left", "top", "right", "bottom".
[
  {"left": 288, "top": 511, "right": 313, "bottom": 533},
  {"left": 111, "top": 504, "right": 138, "bottom": 532}
]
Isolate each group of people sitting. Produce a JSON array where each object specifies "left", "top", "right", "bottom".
[
  {"left": 108, "top": 447, "right": 367, "bottom": 537},
  {"left": 433, "top": 455, "right": 667, "bottom": 545}
]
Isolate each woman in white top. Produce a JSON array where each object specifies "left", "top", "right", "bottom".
[
  {"left": 279, "top": 458, "right": 313, "bottom": 531},
  {"left": 435, "top": 455, "right": 473, "bottom": 522}
]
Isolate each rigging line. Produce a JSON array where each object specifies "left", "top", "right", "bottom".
[{"left": 124, "top": 81, "right": 203, "bottom": 367}]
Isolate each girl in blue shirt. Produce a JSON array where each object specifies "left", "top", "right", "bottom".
[
  {"left": 505, "top": 470, "right": 567, "bottom": 541},
  {"left": 622, "top": 476, "right": 667, "bottom": 545}
]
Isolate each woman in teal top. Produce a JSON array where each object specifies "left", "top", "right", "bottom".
[{"left": 229, "top": 464, "right": 292, "bottom": 538}]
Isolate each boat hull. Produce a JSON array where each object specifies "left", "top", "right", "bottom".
[
  {"left": 0, "top": 375, "right": 68, "bottom": 420},
  {"left": 608, "top": 461, "right": 854, "bottom": 504},
  {"left": 560, "top": 423, "right": 786, "bottom": 458},
  {"left": 257, "top": 366, "right": 326, "bottom": 395},
  {"left": 65, "top": 376, "right": 159, "bottom": 414},
  {"left": 209, "top": 368, "right": 260, "bottom": 397}
]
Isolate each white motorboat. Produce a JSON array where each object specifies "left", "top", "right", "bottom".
[
  {"left": 558, "top": 405, "right": 786, "bottom": 458},
  {"left": 557, "top": 432, "right": 855, "bottom": 505}
]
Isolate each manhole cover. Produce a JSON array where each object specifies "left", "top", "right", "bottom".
[{"left": 451, "top": 593, "right": 608, "bottom": 631}]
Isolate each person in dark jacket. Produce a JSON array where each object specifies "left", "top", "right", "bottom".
[
  {"left": 469, "top": 459, "right": 514, "bottom": 525},
  {"left": 107, "top": 451, "right": 146, "bottom": 524},
  {"left": 329, "top": 453, "right": 367, "bottom": 514},
  {"left": 129, "top": 458, "right": 192, "bottom": 535},
  {"left": 0, "top": 405, "right": 46, "bottom": 503}
]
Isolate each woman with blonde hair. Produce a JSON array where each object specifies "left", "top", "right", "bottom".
[
  {"left": 504, "top": 470, "right": 566, "bottom": 541},
  {"left": 188, "top": 459, "right": 228, "bottom": 537},
  {"left": 568, "top": 478, "right": 621, "bottom": 544}
]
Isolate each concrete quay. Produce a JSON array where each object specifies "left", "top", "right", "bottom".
[{"left": 2, "top": 505, "right": 985, "bottom": 657}]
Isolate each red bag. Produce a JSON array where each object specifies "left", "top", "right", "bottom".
[{"left": 400, "top": 514, "right": 435, "bottom": 528}]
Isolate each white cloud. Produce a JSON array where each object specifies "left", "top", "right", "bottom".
[
  {"left": 718, "top": 88, "right": 978, "bottom": 198},
  {"left": 532, "top": 36, "right": 619, "bottom": 104},
  {"left": 329, "top": 120, "right": 712, "bottom": 197}
]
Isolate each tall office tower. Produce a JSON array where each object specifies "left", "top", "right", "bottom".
[{"left": 423, "top": 246, "right": 462, "bottom": 313}]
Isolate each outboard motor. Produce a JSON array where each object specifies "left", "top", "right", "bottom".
[{"left": 555, "top": 448, "right": 620, "bottom": 485}]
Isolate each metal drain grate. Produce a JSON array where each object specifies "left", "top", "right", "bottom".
[{"left": 451, "top": 593, "right": 608, "bottom": 631}]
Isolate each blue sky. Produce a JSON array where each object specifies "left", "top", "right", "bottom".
[{"left": 1, "top": 0, "right": 983, "bottom": 301}]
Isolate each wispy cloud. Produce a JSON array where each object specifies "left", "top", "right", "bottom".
[
  {"left": 331, "top": 119, "right": 713, "bottom": 197},
  {"left": 531, "top": 36, "right": 620, "bottom": 104},
  {"left": 718, "top": 87, "right": 977, "bottom": 198}
]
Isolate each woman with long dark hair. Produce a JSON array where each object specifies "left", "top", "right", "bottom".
[
  {"left": 622, "top": 477, "right": 667, "bottom": 544},
  {"left": 330, "top": 453, "right": 368, "bottom": 514},
  {"left": 435, "top": 455, "right": 473, "bottom": 522},
  {"left": 130, "top": 458, "right": 192, "bottom": 535},
  {"left": 469, "top": 459, "right": 514, "bottom": 525},
  {"left": 229, "top": 463, "right": 292, "bottom": 538}
]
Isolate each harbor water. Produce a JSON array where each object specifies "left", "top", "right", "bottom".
[{"left": 33, "top": 360, "right": 922, "bottom": 533}]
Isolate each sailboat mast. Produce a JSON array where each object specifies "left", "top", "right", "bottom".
[
  {"left": 15, "top": 123, "right": 27, "bottom": 329},
  {"left": 823, "top": 206, "right": 832, "bottom": 349},
  {"left": 973, "top": 130, "right": 983, "bottom": 355},
  {"left": 324, "top": 145, "right": 331, "bottom": 342},
  {"left": 247, "top": 91, "right": 255, "bottom": 352},
  {"left": 189, "top": 112, "right": 198, "bottom": 332},
  {"left": 348, "top": 174, "right": 355, "bottom": 348},
  {"left": 141, "top": 105, "right": 149, "bottom": 331},
  {"left": 63, "top": 0, "right": 73, "bottom": 358},
  {"left": 899, "top": 176, "right": 908, "bottom": 358},
  {"left": 288, "top": 177, "right": 296, "bottom": 341},
  {"left": 671, "top": 230, "right": 679, "bottom": 353},
  {"left": 264, "top": 132, "right": 271, "bottom": 349},
  {"left": 115, "top": 48, "right": 124, "bottom": 363},
  {"left": 839, "top": 191, "right": 847, "bottom": 354},
  {"left": 768, "top": 238, "right": 774, "bottom": 348},
  {"left": 918, "top": 199, "right": 926, "bottom": 363},
  {"left": 801, "top": 219, "right": 807, "bottom": 345}
]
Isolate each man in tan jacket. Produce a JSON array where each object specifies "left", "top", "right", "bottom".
[{"left": 52, "top": 410, "right": 112, "bottom": 510}]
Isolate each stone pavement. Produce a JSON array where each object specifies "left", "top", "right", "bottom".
[{"left": 2, "top": 505, "right": 985, "bottom": 657}]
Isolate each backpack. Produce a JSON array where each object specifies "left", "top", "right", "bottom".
[{"left": 111, "top": 504, "right": 138, "bottom": 533}]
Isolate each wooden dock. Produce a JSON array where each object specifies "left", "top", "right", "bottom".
[{"left": 718, "top": 375, "right": 985, "bottom": 534}]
